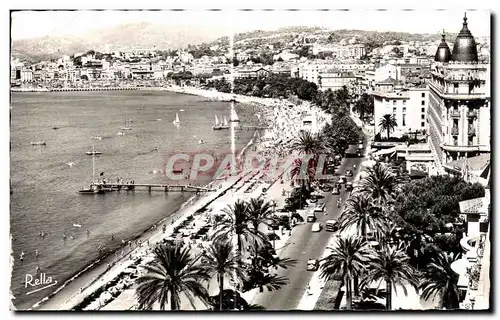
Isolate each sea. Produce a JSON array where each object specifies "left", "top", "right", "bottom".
[{"left": 9, "top": 90, "right": 260, "bottom": 310}]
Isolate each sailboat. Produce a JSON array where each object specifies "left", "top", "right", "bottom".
[
  {"left": 230, "top": 107, "right": 240, "bottom": 122},
  {"left": 223, "top": 116, "right": 229, "bottom": 127},
  {"left": 213, "top": 115, "right": 222, "bottom": 130},
  {"left": 173, "top": 113, "right": 181, "bottom": 126}
]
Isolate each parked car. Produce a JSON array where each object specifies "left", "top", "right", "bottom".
[
  {"left": 345, "top": 169, "right": 353, "bottom": 177},
  {"left": 311, "top": 223, "right": 322, "bottom": 232},
  {"left": 307, "top": 259, "right": 319, "bottom": 271},
  {"left": 345, "top": 182, "right": 353, "bottom": 191},
  {"left": 306, "top": 212, "right": 316, "bottom": 223},
  {"left": 331, "top": 187, "right": 340, "bottom": 195}
]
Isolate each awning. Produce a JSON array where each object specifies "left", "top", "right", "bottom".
[{"left": 372, "top": 146, "right": 397, "bottom": 157}]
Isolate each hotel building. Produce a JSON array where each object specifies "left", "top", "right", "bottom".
[{"left": 427, "top": 14, "right": 491, "bottom": 170}]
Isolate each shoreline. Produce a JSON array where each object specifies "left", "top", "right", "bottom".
[
  {"left": 29, "top": 115, "right": 261, "bottom": 311},
  {"left": 24, "top": 86, "right": 328, "bottom": 311}
]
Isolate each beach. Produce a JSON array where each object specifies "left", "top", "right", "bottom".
[{"left": 23, "top": 87, "right": 330, "bottom": 311}]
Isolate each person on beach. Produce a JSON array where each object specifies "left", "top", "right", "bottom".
[
  {"left": 162, "top": 225, "right": 166, "bottom": 233},
  {"left": 19, "top": 251, "right": 24, "bottom": 262},
  {"left": 35, "top": 249, "right": 39, "bottom": 259},
  {"left": 36, "top": 266, "right": 40, "bottom": 273},
  {"left": 111, "top": 234, "right": 115, "bottom": 241},
  {"left": 63, "top": 233, "right": 67, "bottom": 240}
]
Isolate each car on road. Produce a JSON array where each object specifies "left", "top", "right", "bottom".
[
  {"left": 306, "top": 212, "right": 316, "bottom": 223},
  {"left": 321, "top": 185, "right": 332, "bottom": 192},
  {"left": 306, "top": 259, "right": 319, "bottom": 271},
  {"left": 313, "top": 204, "right": 325, "bottom": 213},
  {"left": 345, "top": 169, "right": 353, "bottom": 177},
  {"left": 331, "top": 187, "right": 340, "bottom": 195},
  {"left": 325, "top": 220, "right": 339, "bottom": 232},
  {"left": 339, "top": 176, "right": 347, "bottom": 184},
  {"left": 345, "top": 182, "right": 353, "bottom": 191},
  {"left": 311, "top": 222, "right": 322, "bottom": 232}
]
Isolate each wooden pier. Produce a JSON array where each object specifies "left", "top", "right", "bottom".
[{"left": 93, "top": 182, "right": 215, "bottom": 193}]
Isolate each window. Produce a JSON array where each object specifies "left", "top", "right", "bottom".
[
  {"left": 421, "top": 108, "right": 425, "bottom": 113},
  {"left": 421, "top": 122, "right": 425, "bottom": 127},
  {"left": 393, "top": 107, "right": 397, "bottom": 114},
  {"left": 421, "top": 101, "right": 425, "bottom": 106},
  {"left": 403, "top": 107, "right": 406, "bottom": 113},
  {"left": 421, "top": 114, "right": 425, "bottom": 119},
  {"left": 403, "top": 114, "right": 406, "bottom": 126},
  {"left": 403, "top": 100, "right": 406, "bottom": 105},
  {"left": 393, "top": 100, "right": 397, "bottom": 105},
  {"left": 421, "top": 92, "right": 425, "bottom": 98}
]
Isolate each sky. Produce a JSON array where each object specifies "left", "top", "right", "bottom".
[{"left": 11, "top": 9, "right": 491, "bottom": 40}]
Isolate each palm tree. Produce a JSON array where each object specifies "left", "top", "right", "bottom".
[
  {"left": 290, "top": 130, "right": 326, "bottom": 158},
  {"left": 360, "top": 245, "right": 418, "bottom": 310},
  {"left": 320, "top": 236, "right": 372, "bottom": 310},
  {"left": 359, "top": 161, "right": 401, "bottom": 205},
  {"left": 339, "top": 192, "right": 388, "bottom": 240},
  {"left": 420, "top": 251, "right": 461, "bottom": 310},
  {"left": 214, "top": 200, "right": 262, "bottom": 258},
  {"left": 247, "top": 198, "right": 275, "bottom": 235},
  {"left": 379, "top": 114, "right": 398, "bottom": 139},
  {"left": 203, "top": 240, "right": 244, "bottom": 310},
  {"left": 135, "top": 244, "right": 210, "bottom": 310}
]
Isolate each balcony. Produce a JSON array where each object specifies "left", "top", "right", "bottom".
[
  {"left": 451, "top": 110, "right": 461, "bottom": 118},
  {"left": 467, "top": 110, "right": 478, "bottom": 118},
  {"left": 468, "top": 128, "right": 476, "bottom": 136},
  {"left": 451, "top": 127, "right": 459, "bottom": 136}
]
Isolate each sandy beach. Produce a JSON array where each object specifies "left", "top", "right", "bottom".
[{"left": 32, "top": 86, "right": 330, "bottom": 311}]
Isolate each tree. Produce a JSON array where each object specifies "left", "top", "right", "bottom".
[
  {"left": 203, "top": 240, "right": 244, "bottom": 310},
  {"left": 360, "top": 161, "right": 401, "bottom": 205},
  {"left": 214, "top": 200, "right": 262, "bottom": 258},
  {"left": 290, "top": 131, "right": 327, "bottom": 158},
  {"left": 420, "top": 251, "right": 460, "bottom": 310},
  {"left": 339, "top": 192, "right": 388, "bottom": 239},
  {"left": 360, "top": 245, "right": 418, "bottom": 310},
  {"left": 135, "top": 244, "right": 210, "bottom": 310},
  {"left": 379, "top": 114, "right": 398, "bottom": 139},
  {"left": 353, "top": 93, "right": 374, "bottom": 119},
  {"left": 320, "top": 236, "right": 372, "bottom": 310}
]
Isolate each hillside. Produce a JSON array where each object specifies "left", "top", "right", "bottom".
[{"left": 11, "top": 22, "right": 229, "bottom": 62}]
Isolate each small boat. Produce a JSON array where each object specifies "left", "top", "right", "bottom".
[
  {"left": 67, "top": 162, "right": 76, "bottom": 167},
  {"left": 230, "top": 107, "right": 240, "bottom": 122},
  {"left": 172, "top": 168, "right": 183, "bottom": 174},
  {"left": 173, "top": 113, "right": 181, "bottom": 125},
  {"left": 73, "top": 223, "right": 82, "bottom": 228},
  {"left": 86, "top": 150, "right": 102, "bottom": 155},
  {"left": 198, "top": 139, "right": 204, "bottom": 144},
  {"left": 52, "top": 126, "right": 59, "bottom": 130},
  {"left": 155, "top": 119, "right": 162, "bottom": 121},
  {"left": 117, "top": 132, "right": 125, "bottom": 136},
  {"left": 179, "top": 109, "right": 185, "bottom": 112},
  {"left": 31, "top": 141, "right": 47, "bottom": 146},
  {"left": 152, "top": 147, "right": 159, "bottom": 151},
  {"left": 93, "top": 136, "right": 102, "bottom": 140},
  {"left": 120, "top": 127, "right": 132, "bottom": 131}
]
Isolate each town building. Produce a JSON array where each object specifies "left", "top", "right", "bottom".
[
  {"left": 427, "top": 14, "right": 491, "bottom": 172},
  {"left": 372, "top": 81, "right": 429, "bottom": 138}
]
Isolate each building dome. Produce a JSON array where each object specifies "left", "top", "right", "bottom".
[
  {"left": 451, "top": 13, "right": 478, "bottom": 62},
  {"left": 434, "top": 31, "right": 452, "bottom": 62}
]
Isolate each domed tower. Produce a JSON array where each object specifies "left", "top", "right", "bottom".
[
  {"left": 450, "top": 13, "right": 478, "bottom": 62},
  {"left": 434, "top": 30, "right": 452, "bottom": 63}
]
